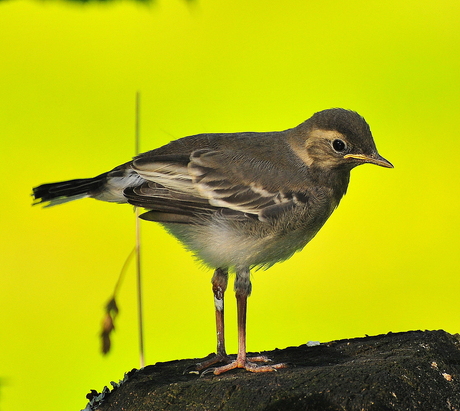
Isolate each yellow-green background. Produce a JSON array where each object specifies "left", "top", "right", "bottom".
[{"left": 1, "top": 0, "right": 459, "bottom": 409}]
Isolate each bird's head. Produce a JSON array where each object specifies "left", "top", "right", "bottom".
[{"left": 290, "top": 108, "right": 393, "bottom": 171}]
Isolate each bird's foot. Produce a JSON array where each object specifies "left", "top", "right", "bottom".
[
  {"left": 202, "top": 356, "right": 287, "bottom": 376},
  {"left": 195, "top": 353, "right": 233, "bottom": 370},
  {"left": 183, "top": 352, "right": 233, "bottom": 374}
]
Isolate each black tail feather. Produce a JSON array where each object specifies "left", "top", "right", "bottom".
[{"left": 33, "top": 173, "right": 107, "bottom": 205}]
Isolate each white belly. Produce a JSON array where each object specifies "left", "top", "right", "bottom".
[{"left": 162, "top": 213, "right": 318, "bottom": 270}]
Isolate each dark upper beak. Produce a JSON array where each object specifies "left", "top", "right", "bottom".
[{"left": 344, "top": 153, "right": 394, "bottom": 168}]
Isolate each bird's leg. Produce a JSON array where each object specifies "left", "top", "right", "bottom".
[
  {"left": 213, "top": 267, "right": 228, "bottom": 358},
  {"left": 192, "top": 268, "right": 232, "bottom": 371},
  {"left": 210, "top": 267, "right": 287, "bottom": 375},
  {"left": 235, "top": 274, "right": 252, "bottom": 368}
]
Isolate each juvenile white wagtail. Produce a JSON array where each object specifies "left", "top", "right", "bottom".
[{"left": 33, "top": 108, "right": 393, "bottom": 375}]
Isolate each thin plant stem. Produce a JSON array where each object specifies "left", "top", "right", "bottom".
[{"left": 135, "top": 91, "right": 145, "bottom": 368}]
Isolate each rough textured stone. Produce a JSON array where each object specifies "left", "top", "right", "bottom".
[{"left": 84, "top": 330, "right": 460, "bottom": 411}]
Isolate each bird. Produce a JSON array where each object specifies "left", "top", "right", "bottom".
[{"left": 33, "top": 108, "right": 393, "bottom": 375}]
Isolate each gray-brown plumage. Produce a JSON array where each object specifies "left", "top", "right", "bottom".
[{"left": 33, "top": 108, "right": 393, "bottom": 374}]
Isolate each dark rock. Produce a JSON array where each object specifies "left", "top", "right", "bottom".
[{"left": 84, "top": 330, "right": 460, "bottom": 411}]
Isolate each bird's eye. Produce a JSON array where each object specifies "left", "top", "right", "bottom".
[{"left": 332, "top": 139, "right": 347, "bottom": 153}]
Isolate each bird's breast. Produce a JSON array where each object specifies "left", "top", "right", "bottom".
[{"left": 162, "top": 197, "right": 337, "bottom": 270}]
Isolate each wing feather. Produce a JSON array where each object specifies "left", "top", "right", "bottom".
[{"left": 126, "top": 148, "right": 308, "bottom": 223}]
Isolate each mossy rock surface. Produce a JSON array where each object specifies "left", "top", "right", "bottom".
[{"left": 85, "top": 330, "right": 460, "bottom": 411}]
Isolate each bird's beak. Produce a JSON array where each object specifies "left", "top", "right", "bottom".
[{"left": 344, "top": 153, "right": 394, "bottom": 168}]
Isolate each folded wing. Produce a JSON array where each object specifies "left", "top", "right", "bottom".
[{"left": 126, "top": 149, "right": 308, "bottom": 224}]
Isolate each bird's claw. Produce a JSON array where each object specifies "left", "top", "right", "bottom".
[
  {"left": 183, "top": 352, "right": 234, "bottom": 375},
  {"left": 208, "top": 359, "right": 287, "bottom": 375},
  {"left": 184, "top": 352, "right": 286, "bottom": 376}
]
